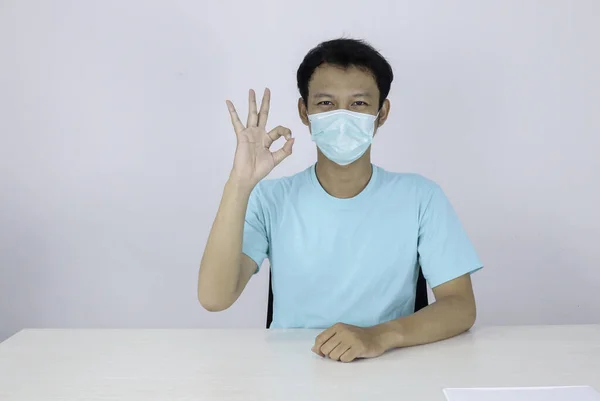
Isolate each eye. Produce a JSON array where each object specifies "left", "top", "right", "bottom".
[
  {"left": 317, "top": 101, "right": 334, "bottom": 106},
  {"left": 352, "top": 101, "right": 368, "bottom": 106}
]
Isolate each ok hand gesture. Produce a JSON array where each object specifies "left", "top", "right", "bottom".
[{"left": 227, "top": 89, "right": 294, "bottom": 188}]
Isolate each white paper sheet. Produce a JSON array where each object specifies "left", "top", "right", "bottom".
[{"left": 444, "top": 386, "right": 600, "bottom": 401}]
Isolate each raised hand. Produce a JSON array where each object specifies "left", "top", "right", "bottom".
[{"left": 227, "top": 89, "right": 294, "bottom": 188}]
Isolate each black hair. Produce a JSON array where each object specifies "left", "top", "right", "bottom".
[{"left": 296, "top": 38, "right": 394, "bottom": 109}]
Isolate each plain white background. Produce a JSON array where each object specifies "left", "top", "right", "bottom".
[{"left": 1, "top": 0, "right": 599, "bottom": 342}]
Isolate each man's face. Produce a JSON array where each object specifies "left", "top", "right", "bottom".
[{"left": 299, "top": 63, "right": 390, "bottom": 129}]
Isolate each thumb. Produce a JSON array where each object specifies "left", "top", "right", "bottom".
[{"left": 272, "top": 138, "right": 294, "bottom": 166}]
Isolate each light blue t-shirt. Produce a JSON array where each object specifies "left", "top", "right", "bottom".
[{"left": 242, "top": 165, "right": 483, "bottom": 329}]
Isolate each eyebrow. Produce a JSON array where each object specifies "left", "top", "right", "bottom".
[{"left": 312, "top": 92, "right": 373, "bottom": 98}]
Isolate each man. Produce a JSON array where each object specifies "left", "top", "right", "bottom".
[{"left": 198, "top": 38, "right": 483, "bottom": 363}]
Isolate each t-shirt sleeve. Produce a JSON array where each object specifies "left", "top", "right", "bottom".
[
  {"left": 417, "top": 184, "right": 483, "bottom": 288},
  {"left": 242, "top": 185, "right": 269, "bottom": 273}
]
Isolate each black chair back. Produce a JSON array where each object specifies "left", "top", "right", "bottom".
[{"left": 266, "top": 267, "right": 428, "bottom": 328}]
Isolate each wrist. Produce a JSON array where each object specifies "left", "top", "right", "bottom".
[
  {"left": 225, "top": 175, "right": 255, "bottom": 196},
  {"left": 371, "top": 320, "right": 406, "bottom": 351}
]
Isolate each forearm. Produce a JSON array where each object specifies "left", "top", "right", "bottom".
[
  {"left": 198, "top": 179, "right": 253, "bottom": 309},
  {"left": 375, "top": 295, "right": 476, "bottom": 351}
]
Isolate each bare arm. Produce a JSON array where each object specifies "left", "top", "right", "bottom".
[
  {"left": 197, "top": 88, "right": 293, "bottom": 312},
  {"left": 376, "top": 273, "right": 476, "bottom": 348},
  {"left": 197, "top": 180, "right": 258, "bottom": 311},
  {"left": 313, "top": 274, "right": 476, "bottom": 362}
]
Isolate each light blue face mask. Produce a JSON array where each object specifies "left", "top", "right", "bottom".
[{"left": 308, "top": 109, "right": 378, "bottom": 166}]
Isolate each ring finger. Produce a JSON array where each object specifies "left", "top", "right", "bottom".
[{"left": 247, "top": 89, "right": 258, "bottom": 127}]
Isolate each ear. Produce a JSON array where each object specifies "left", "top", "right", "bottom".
[
  {"left": 298, "top": 97, "right": 309, "bottom": 126},
  {"left": 376, "top": 99, "right": 391, "bottom": 128}
]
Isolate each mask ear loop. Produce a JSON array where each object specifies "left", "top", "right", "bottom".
[{"left": 374, "top": 110, "right": 381, "bottom": 127}]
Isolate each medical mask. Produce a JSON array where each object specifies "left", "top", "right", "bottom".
[{"left": 308, "top": 109, "right": 378, "bottom": 166}]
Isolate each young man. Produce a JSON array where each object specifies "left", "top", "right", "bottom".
[{"left": 198, "top": 38, "right": 483, "bottom": 363}]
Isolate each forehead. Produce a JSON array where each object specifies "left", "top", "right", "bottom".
[{"left": 308, "top": 64, "right": 379, "bottom": 97}]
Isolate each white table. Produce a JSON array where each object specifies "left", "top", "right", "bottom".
[{"left": 0, "top": 326, "right": 598, "bottom": 400}]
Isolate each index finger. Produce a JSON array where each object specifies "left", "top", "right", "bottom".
[
  {"left": 257, "top": 88, "right": 271, "bottom": 129},
  {"left": 312, "top": 326, "right": 337, "bottom": 355},
  {"left": 226, "top": 100, "right": 245, "bottom": 135}
]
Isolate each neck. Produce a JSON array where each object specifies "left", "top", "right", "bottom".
[{"left": 315, "top": 152, "right": 373, "bottom": 199}]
